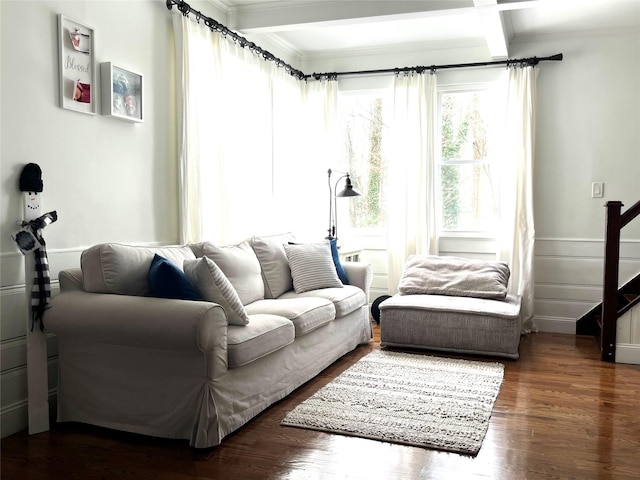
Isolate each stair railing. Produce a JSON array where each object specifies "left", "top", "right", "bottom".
[{"left": 601, "top": 200, "right": 640, "bottom": 361}]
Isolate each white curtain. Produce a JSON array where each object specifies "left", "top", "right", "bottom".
[
  {"left": 496, "top": 65, "right": 538, "bottom": 333},
  {"left": 172, "top": 14, "right": 336, "bottom": 245},
  {"left": 272, "top": 80, "right": 339, "bottom": 241},
  {"left": 385, "top": 72, "right": 438, "bottom": 294}
]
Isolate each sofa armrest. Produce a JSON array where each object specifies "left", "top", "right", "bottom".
[
  {"left": 342, "top": 261, "right": 372, "bottom": 302},
  {"left": 45, "top": 290, "right": 228, "bottom": 353},
  {"left": 58, "top": 268, "right": 83, "bottom": 291}
]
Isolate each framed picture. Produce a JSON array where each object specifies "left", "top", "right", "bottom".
[
  {"left": 58, "top": 14, "right": 96, "bottom": 115},
  {"left": 100, "top": 62, "right": 144, "bottom": 123}
]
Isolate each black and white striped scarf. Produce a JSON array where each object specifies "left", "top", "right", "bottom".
[{"left": 31, "top": 233, "right": 50, "bottom": 332}]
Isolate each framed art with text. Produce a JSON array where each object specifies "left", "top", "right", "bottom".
[
  {"left": 100, "top": 62, "right": 144, "bottom": 123},
  {"left": 58, "top": 14, "right": 96, "bottom": 115}
]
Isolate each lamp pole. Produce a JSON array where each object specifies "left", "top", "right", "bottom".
[
  {"left": 325, "top": 168, "right": 360, "bottom": 241},
  {"left": 326, "top": 168, "right": 335, "bottom": 240}
]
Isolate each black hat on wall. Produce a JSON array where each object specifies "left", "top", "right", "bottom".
[{"left": 19, "top": 163, "right": 43, "bottom": 192}]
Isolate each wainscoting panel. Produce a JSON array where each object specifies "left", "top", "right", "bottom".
[
  {"left": 617, "top": 305, "right": 640, "bottom": 345},
  {"left": 1, "top": 284, "right": 60, "bottom": 342},
  {"left": 0, "top": 285, "right": 28, "bottom": 341},
  {"left": 534, "top": 238, "right": 640, "bottom": 331},
  {"left": 1, "top": 334, "right": 58, "bottom": 372},
  {"left": 0, "top": 248, "right": 84, "bottom": 289},
  {"left": 1, "top": 284, "right": 60, "bottom": 438},
  {"left": 359, "top": 249, "right": 389, "bottom": 302},
  {"left": 439, "top": 236, "right": 496, "bottom": 260},
  {"left": 0, "top": 363, "right": 58, "bottom": 439},
  {"left": 0, "top": 247, "right": 81, "bottom": 439},
  {"left": 356, "top": 237, "right": 640, "bottom": 333}
]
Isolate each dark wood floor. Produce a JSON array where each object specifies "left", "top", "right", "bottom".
[{"left": 3, "top": 324, "right": 640, "bottom": 480}]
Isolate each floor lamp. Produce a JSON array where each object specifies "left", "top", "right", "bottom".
[{"left": 325, "top": 168, "right": 361, "bottom": 241}]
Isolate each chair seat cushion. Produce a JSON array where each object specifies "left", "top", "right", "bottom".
[
  {"left": 227, "top": 314, "right": 294, "bottom": 368},
  {"left": 380, "top": 293, "right": 521, "bottom": 319},
  {"left": 245, "top": 297, "right": 335, "bottom": 337},
  {"left": 379, "top": 294, "right": 522, "bottom": 359},
  {"left": 279, "top": 285, "right": 366, "bottom": 317}
]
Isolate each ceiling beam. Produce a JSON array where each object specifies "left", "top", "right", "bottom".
[
  {"left": 223, "top": 0, "right": 543, "bottom": 34},
  {"left": 474, "top": 0, "right": 509, "bottom": 59},
  {"left": 229, "top": 1, "right": 476, "bottom": 32}
]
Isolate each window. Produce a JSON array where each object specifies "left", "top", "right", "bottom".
[
  {"left": 336, "top": 93, "right": 389, "bottom": 230},
  {"left": 438, "top": 89, "right": 498, "bottom": 234},
  {"left": 336, "top": 85, "right": 501, "bottom": 238}
]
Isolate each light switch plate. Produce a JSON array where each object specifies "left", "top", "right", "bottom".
[{"left": 592, "top": 182, "right": 604, "bottom": 198}]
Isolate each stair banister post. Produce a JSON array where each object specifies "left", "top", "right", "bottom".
[{"left": 601, "top": 201, "right": 623, "bottom": 362}]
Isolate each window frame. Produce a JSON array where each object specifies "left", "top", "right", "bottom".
[{"left": 436, "top": 83, "right": 498, "bottom": 239}]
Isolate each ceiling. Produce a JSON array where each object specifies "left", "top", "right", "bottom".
[{"left": 207, "top": 0, "right": 640, "bottom": 60}]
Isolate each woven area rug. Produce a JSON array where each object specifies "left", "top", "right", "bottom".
[{"left": 281, "top": 350, "right": 504, "bottom": 455}]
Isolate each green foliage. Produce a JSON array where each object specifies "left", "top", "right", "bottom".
[
  {"left": 440, "top": 95, "right": 469, "bottom": 229},
  {"left": 345, "top": 97, "right": 386, "bottom": 228},
  {"left": 364, "top": 98, "right": 383, "bottom": 226}
]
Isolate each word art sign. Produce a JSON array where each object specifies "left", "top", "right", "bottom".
[{"left": 58, "top": 14, "right": 96, "bottom": 114}]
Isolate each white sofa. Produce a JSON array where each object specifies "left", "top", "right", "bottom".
[{"left": 45, "top": 234, "right": 372, "bottom": 448}]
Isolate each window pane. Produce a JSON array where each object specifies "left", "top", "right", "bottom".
[
  {"left": 441, "top": 163, "right": 497, "bottom": 231},
  {"left": 441, "top": 91, "right": 491, "bottom": 162},
  {"left": 337, "top": 95, "right": 388, "bottom": 229},
  {"left": 439, "top": 90, "right": 497, "bottom": 232}
]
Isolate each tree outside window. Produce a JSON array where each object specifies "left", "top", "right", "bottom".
[
  {"left": 439, "top": 90, "right": 497, "bottom": 233},
  {"left": 337, "top": 88, "right": 498, "bottom": 235},
  {"left": 337, "top": 94, "right": 388, "bottom": 229}
]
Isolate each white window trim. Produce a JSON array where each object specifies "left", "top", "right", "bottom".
[{"left": 436, "top": 84, "right": 498, "bottom": 237}]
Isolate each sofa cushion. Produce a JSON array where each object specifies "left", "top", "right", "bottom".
[
  {"left": 183, "top": 257, "right": 249, "bottom": 326},
  {"left": 245, "top": 297, "right": 335, "bottom": 337},
  {"left": 227, "top": 314, "right": 294, "bottom": 368},
  {"left": 249, "top": 232, "right": 295, "bottom": 299},
  {"left": 284, "top": 242, "right": 343, "bottom": 294},
  {"left": 190, "top": 241, "right": 264, "bottom": 306},
  {"left": 81, "top": 243, "right": 196, "bottom": 296},
  {"left": 279, "top": 285, "right": 366, "bottom": 317},
  {"left": 148, "top": 254, "right": 203, "bottom": 301}
]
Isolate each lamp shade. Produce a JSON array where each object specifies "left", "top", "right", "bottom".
[{"left": 336, "top": 176, "right": 361, "bottom": 197}]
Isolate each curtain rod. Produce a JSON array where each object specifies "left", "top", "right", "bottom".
[
  {"left": 166, "top": 0, "right": 307, "bottom": 80},
  {"left": 166, "top": 0, "right": 563, "bottom": 81},
  {"left": 309, "top": 53, "right": 563, "bottom": 80}
]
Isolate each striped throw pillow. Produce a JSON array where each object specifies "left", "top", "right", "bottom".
[
  {"left": 183, "top": 257, "right": 249, "bottom": 326},
  {"left": 284, "top": 242, "right": 343, "bottom": 294}
]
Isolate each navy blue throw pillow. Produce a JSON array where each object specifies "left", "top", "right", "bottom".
[
  {"left": 329, "top": 239, "right": 349, "bottom": 285},
  {"left": 148, "top": 254, "right": 203, "bottom": 301}
]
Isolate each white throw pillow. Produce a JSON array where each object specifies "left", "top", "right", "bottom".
[
  {"left": 284, "top": 242, "right": 343, "bottom": 294},
  {"left": 250, "top": 232, "right": 296, "bottom": 298},
  {"left": 196, "top": 241, "right": 264, "bottom": 305},
  {"left": 183, "top": 257, "right": 249, "bottom": 326}
]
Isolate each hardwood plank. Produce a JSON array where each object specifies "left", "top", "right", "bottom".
[{"left": 2, "top": 323, "right": 640, "bottom": 480}]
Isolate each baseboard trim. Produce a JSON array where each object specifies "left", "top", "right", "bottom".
[
  {"left": 0, "top": 389, "right": 57, "bottom": 439},
  {"left": 534, "top": 315, "right": 576, "bottom": 334},
  {"left": 615, "top": 343, "right": 640, "bottom": 365}
]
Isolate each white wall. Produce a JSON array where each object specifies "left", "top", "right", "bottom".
[
  {"left": 505, "top": 30, "right": 640, "bottom": 330},
  {"left": 0, "top": 0, "right": 180, "bottom": 438}
]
